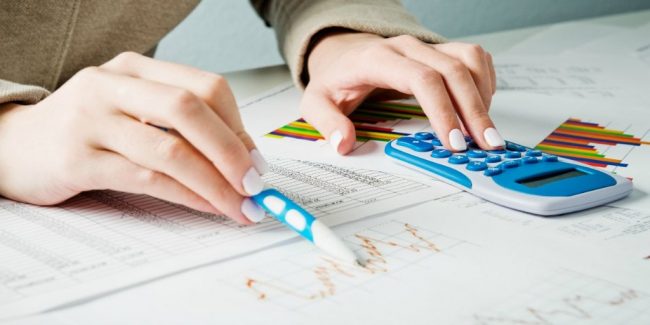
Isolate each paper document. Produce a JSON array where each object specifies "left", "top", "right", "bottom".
[
  {"left": 20, "top": 195, "right": 650, "bottom": 324},
  {"left": 505, "top": 22, "right": 627, "bottom": 55},
  {"left": 494, "top": 54, "right": 650, "bottom": 103},
  {"left": 0, "top": 157, "right": 455, "bottom": 319},
  {"left": 571, "top": 23, "right": 650, "bottom": 66}
]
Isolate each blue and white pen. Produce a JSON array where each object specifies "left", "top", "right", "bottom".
[{"left": 253, "top": 189, "right": 362, "bottom": 266}]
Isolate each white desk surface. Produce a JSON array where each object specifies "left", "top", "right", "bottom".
[{"left": 224, "top": 9, "right": 650, "bottom": 102}]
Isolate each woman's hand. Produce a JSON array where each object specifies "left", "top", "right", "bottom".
[
  {"left": 0, "top": 52, "right": 268, "bottom": 224},
  {"left": 301, "top": 32, "right": 502, "bottom": 154}
]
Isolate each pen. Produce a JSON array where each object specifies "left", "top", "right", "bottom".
[{"left": 252, "top": 189, "right": 363, "bottom": 266}]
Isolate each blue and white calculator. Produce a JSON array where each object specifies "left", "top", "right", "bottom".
[{"left": 385, "top": 132, "right": 632, "bottom": 215}]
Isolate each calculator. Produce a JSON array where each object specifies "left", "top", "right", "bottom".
[{"left": 384, "top": 132, "right": 632, "bottom": 215}]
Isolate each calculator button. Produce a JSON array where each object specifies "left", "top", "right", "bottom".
[
  {"left": 484, "top": 167, "right": 501, "bottom": 177},
  {"left": 467, "top": 149, "right": 487, "bottom": 158},
  {"left": 506, "top": 142, "right": 526, "bottom": 152},
  {"left": 543, "top": 155, "right": 558, "bottom": 162},
  {"left": 525, "top": 150, "right": 543, "bottom": 157},
  {"left": 414, "top": 132, "right": 434, "bottom": 140},
  {"left": 505, "top": 151, "right": 521, "bottom": 159},
  {"left": 466, "top": 161, "right": 487, "bottom": 171},
  {"left": 485, "top": 155, "right": 501, "bottom": 163},
  {"left": 448, "top": 155, "right": 469, "bottom": 164},
  {"left": 396, "top": 137, "right": 434, "bottom": 152},
  {"left": 427, "top": 133, "right": 443, "bottom": 146},
  {"left": 523, "top": 156, "right": 539, "bottom": 164},
  {"left": 501, "top": 160, "right": 520, "bottom": 169},
  {"left": 488, "top": 149, "right": 506, "bottom": 155},
  {"left": 431, "top": 148, "right": 452, "bottom": 158}
]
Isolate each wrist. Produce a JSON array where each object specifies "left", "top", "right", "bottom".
[{"left": 0, "top": 102, "right": 25, "bottom": 119}]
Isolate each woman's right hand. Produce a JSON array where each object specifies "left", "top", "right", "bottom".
[{"left": 0, "top": 52, "right": 268, "bottom": 224}]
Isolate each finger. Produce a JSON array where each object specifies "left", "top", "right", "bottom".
[
  {"left": 486, "top": 52, "right": 496, "bottom": 96},
  {"left": 86, "top": 150, "right": 222, "bottom": 216},
  {"left": 433, "top": 43, "right": 494, "bottom": 110},
  {"left": 101, "top": 53, "right": 261, "bottom": 156},
  {"left": 300, "top": 86, "right": 357, "bottom": 155},
  {"left": 108, "top": 53, "right": 270, "bottom": 175},
  {"left": 94, "top": 116, "right": 262, "bottom": 224},
  {"left": 390, "top": 37, "right": 504, "bottom": 149},
  {"left": 347, "top": 48, "right": 465, "bottom": 151},
  {"left": 82, "top": 67, "right": 263, "bottom": 198}
]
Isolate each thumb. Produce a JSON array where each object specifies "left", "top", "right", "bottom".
[{"left": 300, "top": 89, "right": 356, "bottom": 155}]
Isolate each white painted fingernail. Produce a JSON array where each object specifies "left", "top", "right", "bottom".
[
  {"left": 448, "top": 129, "right": 467, "bottom": 151},
  {"left": 241, "top": 198, "right": 265, "bottom": 223},
  {"left": 250, "top": 149, "right": 269, "bottom": 175},
  {"left": 242, "top": 167, "right": 264, "bottom": 195},
  {"left": 484, "top": 127, "right": 505, "bottom": 147},
  {"left": 330, "top": 130, "right": 343, "bottom": 154}
]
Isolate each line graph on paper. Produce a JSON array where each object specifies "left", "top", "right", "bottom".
[
  {"left": 222, "top": 220, "right": 475, "bottom": 310},
  {"left": 471, "top": 269, "right": 650, "bottom": 325}
]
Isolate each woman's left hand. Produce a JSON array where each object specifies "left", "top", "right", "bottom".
[{"left": 301, "top": 31, "right": 501, "bottom": 155}]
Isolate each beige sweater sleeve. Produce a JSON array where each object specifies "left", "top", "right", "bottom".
[
  {"left": 252, "top": 0, "right": 446, "bottom": 88},
  {"left": 0, "top": 80, "right": 50, "bottom": 106}
]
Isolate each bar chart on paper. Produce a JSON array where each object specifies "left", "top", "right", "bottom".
[
  {"left": 535, "top": 117, "right": 650, "bottom": 210},
  {"left": 265, "top": 101, "right": 427, "bottom": 144},
  {"left": 535, "top": 118, "right": 650, "bottom": 168},
  {"left": 241, "top": 85, "right": 436, "bottom": 176}
]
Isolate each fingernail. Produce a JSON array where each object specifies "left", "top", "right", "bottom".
[
  {"left": 448, "top": 129, "right": 467, "bottom": 151},
  {"left": 484, "top": 127, "right": 505, "bottom": 147},
  {"left": 241, "top": 198, "right": 265, "bottom": 223},
  {"left": 242, "top": 167, "right": 264, "bottom": 195},
  {"left": 330, "top": 130, "right": 343, "bottom": 153},
  {"left": 250, "top": 149, "right": 269, "bottom": 175}
]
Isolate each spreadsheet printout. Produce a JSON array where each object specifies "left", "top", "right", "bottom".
[{"left": 0, "top": 157, "right": 456, "bottom": 319}]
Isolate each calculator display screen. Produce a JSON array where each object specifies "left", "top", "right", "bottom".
[{"left": 517, "top": 169, "right": 587, "bottom": 188}]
